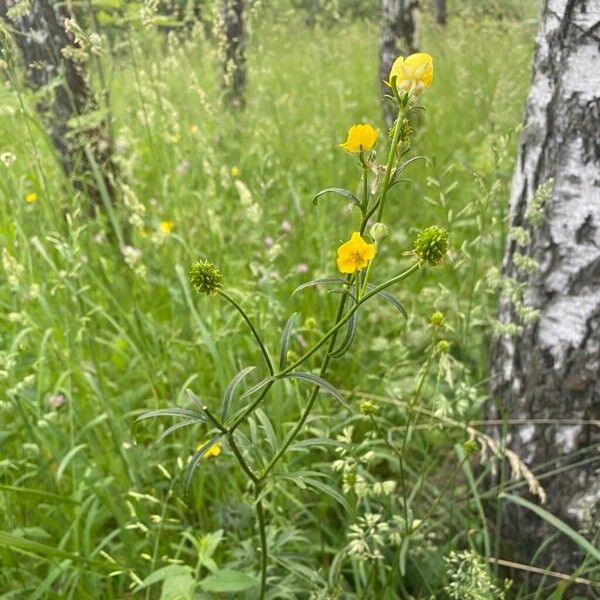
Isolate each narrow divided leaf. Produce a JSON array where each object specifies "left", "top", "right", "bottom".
[
  {"left": 221, "top": 366, "right": 256, "bottom": 421},
  {"left": 281, "top": 372, "right": 350, "bottom": 413},
  {"left": 366, "top": 285, "right": 408, "bottom": 318},
  {"left": 240, "top": 376, "right": 275, "bottom": 399},
  {"left": 279, "top": 313, "right": 298, "bottom": 370},
  {"left": 184, "top": 435, "right": 223, "bottom": 492},
  {"left": 292, "top": 277, "right": 344, "bottom": 296},
  {"left": 313, "top": 187, "right": 360, "bottom": 207},
  {"left": 134, "top": 407, "right": 206, "bottom": 423}
]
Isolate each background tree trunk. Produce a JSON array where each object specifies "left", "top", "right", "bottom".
[
  {"left": 489, "top": 0, "right": 600, "bottom": 575},
  {"left": 435, "top": 0, "right": 446, "bottom": 25},
  {"left": 0, "top": 0, "right": 116, "bottom": 209},
  {"left": 379, "top": 0, "right": 420, "bottom": 128},
  {"left": 216, "top": 0, "right": 246, "bottom": 110}
]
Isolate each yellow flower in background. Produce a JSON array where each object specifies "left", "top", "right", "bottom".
[
  {"left": 230, "top": 165, "right": 240, "bottom": 177},
  {"left": 339, "top": 124, "right": 379, "bottom": 153},
  {"left": 336, "top": 232, "right": 376, "bottom": 274},
  {"left": 25, "top": 191, "right": 37, "bottom": 204},
  {"left": 159, "top": 220, "right": 174, "bottom": 234},
  {"left": 388, "top": 53, "right": 433, "bottom": 94},
  {"left": 189, "top": 124, "right": 199, "bottom": 135},
  {"left": 168, "top": 132, "right": 181, "bottom": 144},
  {"left": 198, "top": 440, "right": 222, "bottom": 459}
]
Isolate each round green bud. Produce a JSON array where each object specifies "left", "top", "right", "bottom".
[
  {"left": 359, "top": 400, "right": 376, "bottom": 415},
  {"left": 370, "top": 222, "right": 389, "bottom": 242},
  {"left": 437, "top": 340, "right": 450, "bottom": 354},
  {"left": 413, "top": 226, "right": 449, "bottom": 267},
  {"left": 189, "top": 259, "right": 222, "bottom": 296},
  {"left": 463, "top": 439, "right": 478, "bottom": 455},
  {"left": 430, "top": 311, "right": 445, "bottom": 328},
  {"left": 305, "top": 317, "right": 317, "bottom": 329}
]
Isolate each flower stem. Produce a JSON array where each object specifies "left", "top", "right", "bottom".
[
  {"left": 218, "top": 289, "right": 274, "bottom": 376},
  {"left": 376, "top": 106, "right": 405, "bottom": 223},
  {"left": 255, "top": 485, "right": 268, "bottom": 599}
]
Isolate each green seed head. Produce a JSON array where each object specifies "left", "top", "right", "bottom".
[
  {"left": 430, "top": 311, "right": 445, "bottom": 328},
  {"left": 437, "top": 340, "right": 450, "bottom": 354},
  {"left": 189, "top": 259, "right": 222, "bottom": 296},
  {"left": 413, "top": 225, "right": 449, "bottom": 267},
  {"left": 359, "top": 400, "right": 376, "bottom": 415}
]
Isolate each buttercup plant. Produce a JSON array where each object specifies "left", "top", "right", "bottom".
[{"left": 139, "top": 52, "right": 448, "bottom": 597}]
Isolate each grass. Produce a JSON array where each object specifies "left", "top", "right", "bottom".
[{"left": 5, "top": 4, "right": 596, "bottom": 599}]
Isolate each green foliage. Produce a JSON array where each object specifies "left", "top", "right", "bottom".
[{"left": 1, "top": 3, "right": 588, "bottom": 600}]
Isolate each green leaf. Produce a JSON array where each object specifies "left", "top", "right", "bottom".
[
  {"left": 330, "top": 297, "right": 358, "bottom": 359},
  {"left": 0, "top": 531, "right": 119, "bottom": 571},
  {"left": 184, "top": 436, "right": 223, "bottom": 492},
  {"left": 279, "top": 312, "right": 298, "bottom": 370},
  {"left": 221, "top": 366, "right": 256, "bottom": 421},
  {"left": 0, "top": 484, "right": 79, "bottom": 505},
  {"left": 154, "top": 420, "right": 197, "bottom": 446},
  {"left": 56, "top": 444, "right": 87, "bottom": 483},
  {"left": 281, "top": 372, "right": 350, "bottom": 413},
  {"left": 240, "top": 376, "right": 274, "bottom": 399},
  {"left": 313, "top": 187, "right": 360, "bottom": 207},
  {"left": 133, "top": 565, "right": 194, "bottom": 594},
  {"left": 134, "top": 407, "right": 206, "bottom": 423},
  {"left": 292, "top": 277, "right": 344, "bottom": 296},
  {"left": 199, "top": 569, "right": 259, "bottom": 592},
  {"left": 366, "top": 285, "right": 408, "bottom": 318},
  {"left": 500, "top": 493, "right": 600, "bottom": 563}
]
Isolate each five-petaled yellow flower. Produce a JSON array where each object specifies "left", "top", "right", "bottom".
[
  {"left": 198, "top": 440, "right": 222, "bottom": 459},
  {"left": 25, "top": 191, "right": 37, "bottom": 204},
  {"left": 388, "top": 52, "right": 433, "bottom": 94},
  {"left": 339, "top": 124, "right": 379, "bottom": 153},
  {"left": 159, "top": 220, "right": 174, "bottom": 234},
  {"left": 336, "top": 232, "right": 376, "bottom": 274}
]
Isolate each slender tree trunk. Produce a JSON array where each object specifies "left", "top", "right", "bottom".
[
  {"left": 435, "top": 0, "right": 446, "bottom": 25},
  {"left": 0, "top": 0, "right": 116, "bottom": 209},
  {"left": 216, "top": 0, "right": 246, "bottom": 110},
  {"left": 379, "top": 0, "right": 420, "bottom": 128},
  {"left": 489, "top": 0, "right": 600, "bottom": 576}
]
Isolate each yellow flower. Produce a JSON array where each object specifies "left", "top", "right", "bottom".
[
  {"left": 339, "top": 124, "right": 379, "bottom": 153},
  {"left": 388, "top": 52, "right": 433, "bottom": 94},
  {"left": 198, "top": 440, "right": 222, "bottom": 459},
  {"left": 159, "top": 220, "right": 174, "bottom": 234},
  {"left": 336, "top": 232, "right": 376, "bottom": 274},
  {"left": 230, "top": 165, "right": 240, "bottom": 177},
  {"left": 168, "top": 132, "right": 181, "bottom": 144},
  {"left": 189, "top": 124, "right": 199, "bottom": 135},
  {"left": 25, "top": 191, "right": 37, "bottom": 204}
]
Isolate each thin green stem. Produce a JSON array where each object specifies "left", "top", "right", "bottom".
[
  {"left": 227, "top": 432, "right": 258, "bottom": 484},
  {"left": 218, "top": 289, "right": 275, "bottom": 376},
  {"left": 376, "top": 106, "right": 405, "bottom": 223},
  {"left": 255, "top": 487, "right": 268, "bottom": 598}
]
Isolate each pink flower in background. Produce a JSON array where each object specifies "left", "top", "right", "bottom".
[
  {"left": 281, "top": 220, "right": 291, "bottom": 233},
  {"left": 264, "top": 236, "right": 274, "bottom": 247},
  {"left": 47, "top": 393, "right": 65, "bottom": 409},
  {"left": 296, "top": 263, "right": 309, "bottom": 274}
]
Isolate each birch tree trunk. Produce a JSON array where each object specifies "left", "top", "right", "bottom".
[
  {"left": 379, "top": 0, "right": 420, "bottom": 128},
  {"left": 0, "top": 0, "right": 116, "bottom": 209},
  {"left": 489, "top": 0, "right": 600, "bottom": 574},
  {"left": 435, "top": 0, "right": 446, "bottom": 25},
  {"left": 216, "top": 0, "right": 246, "bottom": 110}
]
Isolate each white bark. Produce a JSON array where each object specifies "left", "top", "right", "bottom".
[{"left": 490, "top": 0, "right": 600, "bottom": 572}]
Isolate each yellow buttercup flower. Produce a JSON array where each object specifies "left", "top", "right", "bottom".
[
  {"left": 339, "top": 124, "right": 379, "bottom": 153},
  {"left": 198, "top": 440, "right": 222, "bottom": 459},
  {"left": 230, "top": 165, "right": 240, "bottom": 177},
  {"left": 336, "top": 232, "right": 376, "bottom": 274},
  {"left": 388, "top": 53, "right": 433, "bottom": 94},
  {"left": 159, "top": 220, "right": 174, "bottom": 234},
  {"left": 25, "top": 191, "right": 37, "bottom": 204}
]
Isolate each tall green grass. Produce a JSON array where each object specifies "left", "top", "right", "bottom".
[{"left": 5, "top": 5, "right": 590, "bottom": 598}]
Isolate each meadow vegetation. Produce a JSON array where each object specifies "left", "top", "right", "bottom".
[{"left": 2, "top": 2, "right": 580, "bottom": 598}]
